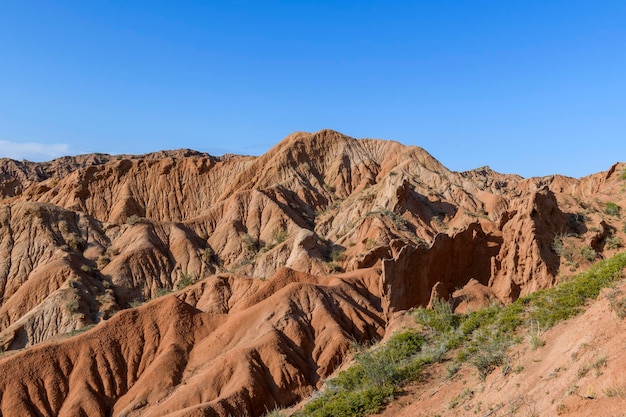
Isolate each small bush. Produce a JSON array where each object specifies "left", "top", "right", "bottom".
[
  {"left": 326, "top": 248, "right": 346, "bottom": 273},
  {"left": 608, "top": 289, "right": 626, "bottom": 319},
  {"left": 262, "top": 228, "right": 289, "bottom": 253},
  {"left": 605, "top": 233, "right": 622, "bottom": 250},
  {"left": 272, "top": 228, "right": 288, "bottom": 244},
  {"left": 106, "top": 247, "right": 120, "bottom": 257},
  {"left": 603, "top": 385, "right": 626, "bottom": 398},
  {"left": 446, "top": 362, "right": 461, "bottom": 377},
  {"left": 567, "top": 213, "right": 587, "bottom": 232},
  {"left": 581, "top": 245, "right": 597, "bottom": 261},
  {"left": 384, "top": 330, "right": 424, "bottom": 359},
  {"left": 527, "top": 322, "right": 545, "bottom": 350},
  {"left": 330, "top": 249, "right": 345, "bottom": 263},
  {"left": 605, "top": 202, "right": 621, "bottom": 217},
  {"left": 465, "top": 327, "right": 512, "bottom": 379},
  {"left": 263, "top": 408, "right": 285, "bottom": 417},
  {"left": 177, "top": 272, "right": 195, "bottom": 290},
  {"left": 129, "top": 299, "right": 143, "bottom": 308},
  {"left": 552, "top": 234, "right": 575, "bottom": 262},
  {"left": 68, "top": 236, "right": 87, "bottom": 252},
  {"left": 415, "top": 298, "right": 460, "bottom": 334},
  {"left": 66, "top": 324, "right": 95, "bottom": 337},
  {"left": 157, "top": 288, "right": 172, "bottom": 297},
  {"left": 242, "top": 233, "right": 260, "bottom": 253},
  {"left": 578, "top": 355, "right": 607, "bottom": 378},
  {"left": 552, "top": 235, "right": 564, "bottom": 254}
]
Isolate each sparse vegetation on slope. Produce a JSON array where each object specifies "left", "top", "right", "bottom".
[
  {"left": 298, "top": 251, "right": 626, "bottom": 417},
  {"left": 295, "top": 330, "right": 424, "bottom": 417}
]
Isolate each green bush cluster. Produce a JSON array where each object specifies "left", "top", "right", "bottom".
[
  {"left": 298, "top": 384, "right": 394, "bottom": 417},
  {"left": 605, "top": 202, "right": 621, "bottom": 217},
  {"left": 296, "top": 330, "right": 423, "bottom": 417},
  {"left": 608, "top": 289, "right": 626, "bottom": 319},
  {"left": 526, "top": 251, "right": 626, "bottom": 327},
  {"left": 606, "top": 233, "right": 623, "bottom": 250},
  {"left": 177, "top": 272, "right": 195, "bottom": 290},
  {"left": 581, "top": 245, "right": 597, "bottom": 261}
]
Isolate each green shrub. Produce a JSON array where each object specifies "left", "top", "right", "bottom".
[
  {"left": 608, "top": 289, "right": 626, "bottom": 319},
  {"left": 129, "top": 299, "right": 143, "bottom": 308},
  {"left": 98, "top": 255, "right": 111, "bottom": 267},
  {"left": 357, "top": 351, "right": 401, "bottom": 387},
  {"left": 242, "top": 233, "right": 260, "bottom": 252},
  {"left": 552, "top": 234, "right": 575, "bottom": 262},
  {"left": 527, "top": 322, "right": 545, "bottom": 350},
  {"left": 263, "top": 408, "right": 285, "bottom": 417},
  {"left": 67, "top": 324, "right": 96, "bottom": 337},
  {"left": 157, "top": 288, "right": 172, "bottom": 297},
  {"left": 384, "top": 331, "right": 424, "bottom": 359},
  {"left": 552, "top": 235, "right": 564, "bottom": 254},
  {"left": 529, "top": 252, "right": 626, "bottom": 327},
  {"left": 605, "top": 202, "right": 621, "bottom": 217},
  {"left": 177, "top": 272, "right": 195, "bottom": 290},
  {"left": 330, "top": 249, "right": 345, "bottom": 262},
  {"left": 272, "top": 228, "right": 288, "bottom": 244},
  {"left": 606, "top": 233, "right": 623, "bottom": 250},
  {"left": 297, "top": 384, "right": 394, "bottom": 417},
  {"left": 460, "top": 305, "right": 500, "bottom": 335},
  {"left": 326, "top": 249, "right": 346, "bottom": 273},
  {"left": 581, "top": 245, "right": 597, "bottom": 261},
  {"left": 495, "top": 300, "right": 525, "bottom": 332},
  {"left": 68, "top": 236, "right": 87, "bottom": 252},
  {"left": 465, "top": 327, "right": 512, "bottom": 379},
  {"left": 414, "top": 298, "right": 460, "bottom": 334}
]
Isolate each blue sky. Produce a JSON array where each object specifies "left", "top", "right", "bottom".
[{"left": 1, "top": 1, "right": 625, "bottom": 178}]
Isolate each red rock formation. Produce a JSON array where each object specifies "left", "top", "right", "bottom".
[{"left": 0, "top": 130, "right": 623, "bottom": 416}]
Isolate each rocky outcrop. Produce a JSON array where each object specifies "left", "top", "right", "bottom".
[{"left": 0, "top": 129, "right": 624, "bottom": 416}]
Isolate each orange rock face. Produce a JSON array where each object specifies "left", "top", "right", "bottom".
[{"left": 0, "top": 130, "right": 624, "bottom": 416}]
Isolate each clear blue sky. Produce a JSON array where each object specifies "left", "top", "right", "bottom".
[{"left": 1, "top": 1, "right": 625, "bottom": 178}]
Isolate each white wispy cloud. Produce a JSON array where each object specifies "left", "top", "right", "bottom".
[{"left": 0, "top": 140, "right": 71, "bottom": 161}]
